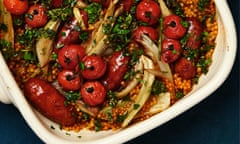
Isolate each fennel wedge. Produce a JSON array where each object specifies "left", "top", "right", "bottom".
[
  {"left": 36, "top": 20, "right": 60, "bottom": 73},
  {"left": 122, "top": 55, "right": 155, "bottom": 128}
]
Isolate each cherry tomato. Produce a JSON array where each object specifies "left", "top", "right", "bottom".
[
  {"left": 51, "top": 0, "right": 63, "bottom": 8},
  {"left": 121, "top": 0, "right": 134, "bottom": 11},
  {"left": 163, "top": 14, "right": 187, "bottom": 39},
  {"left": 136, "top": 0, "right": 161, "bottom": 25},
  {"left": 81, "top": 55, "right": 107, "bottom": 80},
  {"left": 3, "top": 0, "right": 28, "bottom": 15},
  {"left": 174, "top": 58, "right": 196, "bottom": 79},
  {"left": 91, "top": 0, "right": 110, "bottom": 8},
  {"left": 81, "top": 81, "right": 106, "bottom": 106},
  {"left": 58, "top": 69, "right": 81, "bottom": 91},
  {"left": 134, "top": 26, "right": 159, "bottom": 41},
  {"left": 58, "top": 45, "right": 86, "bottom": 70},
  {"left": 25, "top": 4, "right": 48, "bottom": 28},
  {"left": 161, "top": 38, "right": 181, "bottom": 63}
]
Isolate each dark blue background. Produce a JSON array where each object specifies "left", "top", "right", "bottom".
[{"left": 0, "top": 1, "right": 239, "bottom": 144}]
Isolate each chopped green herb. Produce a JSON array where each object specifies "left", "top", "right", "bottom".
[
  {"left": 47, "top": 8, "right": 73, "bottom": 21},
  {"left": 84, "top": 3, "right": 102, "bottom": 24},
  {"left": 197, "top": 58, "right": 211, "bottom": 74},
  {"left": 79, "top": 31, "right": 89, "bottom": 41},
  {"left": 133, "top": 103, "right": 140, "bottom": 110},
  {"left": 78, "top": 61, "right": 85, "bottom": 70},
  {"left": 0, "top": 39, "right": 14, "bottom": 60},
  {"left": 197, "top": 0, "right": 210, "bottom": 11},
  {"left": 0, "top": 23, "right": 8, "bottom": 32},
  {"left": 23, "top": 51, "right": 36, "bottom": 61},
  {"left": 129, "top": 49, "right": 144, "bottom": 66},
  {"left": 181, "top": 20, "right": 189, "bottom": 28},
  {"left": 116, "top": 112, "right": 128, "bottom": 123},
  {"left": 82, "top": 112, "right": 90, "bottom": 121},
  {"left": 151, "top": 80, "right": 167, "bottom": 95},
  {"left": 123, "top": 70, "right": 137, "bottom": 81},
  {"left": 94, "top": 119, "right": 102, "bottom": 132},
  {"left": 65, "top": 91, "right": 81, "bottom": 102},
  {"left": 107, "top": 91, "right": 117, "bottom": 107},
  {"left": 176, "top": 91, "right": 183, "bottom": 99},
  {"left": 180, "top": 33, "right": 190, "bottom": 46}
]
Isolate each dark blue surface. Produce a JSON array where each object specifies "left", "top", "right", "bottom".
[{"left": 0, "top": 1, "right": 239, "bottom": 144}]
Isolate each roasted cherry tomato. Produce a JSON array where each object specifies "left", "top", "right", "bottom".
[
  {"left": 91, "top": 0, "right": 110, "bottom": 8},
  {"left": 134, "top": 26, "right": 159, "bottom": 41},
  {"left": 25, "top": 4, "right": 48, "bottom": 28},
  {"left": 136, "top": 0, "right": 161, "bottom": 25},
  {"left": 163, "top": 14, "right": 187, "bottom": 39},
  {"left": 3, "top": 0, "right": 28, "bottom": 15},
  {"left": 174, "top": 58, "right": 196, "bottom": 79},
  {"left": 58, "top": 69, "right": 81, "bottom": 91},
  {"left": 161, "top": 38, "right": 181, "bottom": 63},
  {"left": 51, "top": 0, "right": 63, "bottom": 8},
  {"left": 58, "top": 45, "right": 86, "bottom": 70},
  {"left": 81, "top": 81, "right": 106, "bottom": 106},
  {"left": 81, "top": 55, "right": 107, "bottom": 80},
  {"left": 121, "top": 0, "right": 134, "bottom": 11}
]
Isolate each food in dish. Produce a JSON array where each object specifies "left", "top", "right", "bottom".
[{"left": 0, "top": 0, "right": 218, "bottom": 131}]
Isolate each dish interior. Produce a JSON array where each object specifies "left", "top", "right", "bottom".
[{"left": 0, "top": 0, "right": 236, "bottom": 143}]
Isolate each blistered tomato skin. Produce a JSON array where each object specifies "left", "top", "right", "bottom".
[
  {"left": 134, "top": 26, "right": 159, "bottom": 41},
  {"left": 174, "top": 58, "right": 197, "bottom": 79},
  {"left": 163, "top": 14, "right": 187, "bottom": 39},
  {"left": 136, "top": 0, "right": 161, "bottom": 25},
  {"left": 24, "top": 78, "right": 75, "bottom": 126},
  {"left": 185, "top": 18, "right": 204, "bottom": 49},
  {"left": 81, "top": 81, "right": 106, "bottom": 106},
  {"left": 3, "top": 0, "right": 28, "bottom": 15},
  {"left": 102, "top": 51, "right": 130, "bottom": 90},
  {"left": 58, "top": 70, "right": 81, "bottom": 91},
  {"left": 161, "top": 38, "right": 182, "bottom": 63},
  {"left": 81, "top": 55, "right": 107, "bottom": 80},
  {"left": 58, "top": 45, "right": 86, "bottom": 70},
  {"left": 25, "top": 4, "right": 48, "bottom": 28}
]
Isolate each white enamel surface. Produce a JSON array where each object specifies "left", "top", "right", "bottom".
[{"left": 0, "top": 0, "right": 237, "bottom": 143}]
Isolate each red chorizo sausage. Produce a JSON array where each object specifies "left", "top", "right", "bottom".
[
  {"left": 174, "top": 57, "right": 196, "bottom": 79},
  {"left": 24, "top": 78, "right": 75, "bottom": 126},
  {"left": 185, "top": 18, "right": 203, "bottom": 50},
  {"left": 101, "top": 51, "right": 129, "bottom": 90},
  {"left": 55, "top": 11, "right": 88, "bottom": 49},
  {"left": 55, "top": 17, "right": 80, "bottom": 49}
]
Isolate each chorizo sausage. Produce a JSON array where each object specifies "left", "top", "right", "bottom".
[
  {"left": 185, "top": 18, "right": 203, "bottom": 49},
  {"left": 174, "top": 57, "right": 196, "bottom": 79},
  {"left": 55, "top": 11, "right": 88, "bottom": 49},
  {"left": 101, "top": 51, "right": 129, "bottom": 90},
  {"left": 24, "top": 78, "right": 75, "bottom": 126},
  {"left": 55, "top": 17, "right": 80, "bottom": 49}
]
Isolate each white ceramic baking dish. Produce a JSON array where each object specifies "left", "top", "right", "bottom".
[{"left": 0, "top": 0, "right": 237, "bottom": 143}]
